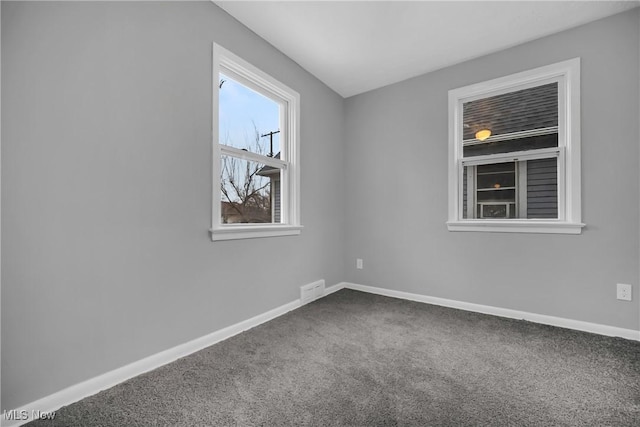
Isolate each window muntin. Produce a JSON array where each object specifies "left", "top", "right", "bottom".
[
  {"left": 448, "top": 58, "right": 583, "bottom": 234},
  {"left": 211, "top": 44, "right": 301, "bottom": 241}
]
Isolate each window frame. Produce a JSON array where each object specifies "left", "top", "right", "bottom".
[
  {"left": 211, "top": 43, "right": 301, "bottom": 241},
  {"left": 447, "top": 58, "right": 584, "bottom": 234}
]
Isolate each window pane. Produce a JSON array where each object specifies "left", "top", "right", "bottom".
[
  {"left": 477, "top": 162, "right": 516, "bottom": 189},
  {"left": 220, "top": 155, "right": 282, "bottom": 224},
  {"left": 463, "top": 82, "right": 558, "bottom": 140},
  {"left": 463, "top": 158, "right": 558, "bottom": 219},
  {"left": 219, "top": 74, "right": 281, "bottom": 157},
  {"left": 462, "top": 82, "right": 558, "bottom": 157}
]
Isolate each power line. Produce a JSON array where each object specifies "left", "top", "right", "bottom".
[{"left": 261, "top": 130, "right": 280, "bottom": 157}]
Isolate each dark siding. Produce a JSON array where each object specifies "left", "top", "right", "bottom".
[
  {"left": 527, "top": 158, "right": 558, "bottom": 218},
  {"left": 462, "top": 167, "right": 468, "bottom": 218},
  {"left": 273, "top": 179, "right": 281, "bottom": 223}
]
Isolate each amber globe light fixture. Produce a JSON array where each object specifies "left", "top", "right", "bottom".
[{"left": 475, "top": 129, "right": 492, "bottom": 141}]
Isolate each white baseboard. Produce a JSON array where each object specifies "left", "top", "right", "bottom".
[
  {"left": 2, "top": 280, "right": 331, "bottom": 427},
  {"left": 323, "top": 282, "right": 345, "bottom": 296},
  {"left": 339, "top": 282, "right": 640, "bottom": 341},
  {"left": 5, "top": 280, "right": 637, "bottom": 426}
]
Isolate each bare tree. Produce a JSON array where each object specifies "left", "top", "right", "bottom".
[{"left": 220, "top": 123, "right": 272, "bottom": 223}]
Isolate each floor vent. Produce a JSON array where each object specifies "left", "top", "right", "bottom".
[{"left": 300, "top": 280, "right": 325, "bottom": 305}]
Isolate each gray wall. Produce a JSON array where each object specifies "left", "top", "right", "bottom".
[
  {"left": 344, "top": 10, "right": 639, "bottom": 331},
  {"left": 1, "top": 1, "right": 346, "bottom": 410},
  {"left": 3, "top": 0, "right": 639, "bottom": 414}
]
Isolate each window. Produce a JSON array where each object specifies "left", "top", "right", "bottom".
[
  {"left": 447, "top": 58, "right": 584, "bottom": 234},
  {"left": 211, "top": 44, "right": 301, "bottom": 241}
]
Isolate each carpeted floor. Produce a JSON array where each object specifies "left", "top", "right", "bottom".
[{"left": 28, "top": 289, "right": 640, "bottom": 426}]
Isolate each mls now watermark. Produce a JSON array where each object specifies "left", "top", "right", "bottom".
[{"left": 3, "top": 409, "right": 56, "bottom": 421}]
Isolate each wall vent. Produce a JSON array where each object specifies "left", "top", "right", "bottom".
[{"left": 300, "top": 280, "right": 325, "bottom": 305}]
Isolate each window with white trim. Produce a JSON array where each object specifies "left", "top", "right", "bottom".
[
  {"left": 447, "top": 58, "right": 584, "bottom": 234},
  {"left": 211, "top": 44, "right": 301, "bottom": 241}
]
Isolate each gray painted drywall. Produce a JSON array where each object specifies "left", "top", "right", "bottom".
[
  {"left": 1, "top": 1, "right": 345, "bottom": 410},
  {"left": 2, "top": 0, "right": 638, "bottom": 415},
  {"left": 344, "top": 9, "right": 640, "bottom": 331}
]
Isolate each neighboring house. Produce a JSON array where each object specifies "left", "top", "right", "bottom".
[
  {"left": 221, "top": 201, "right": 271, "bottom": 224},
  {"left": 257, "top": 153, "right": 281, "bottom": 223},
  {"left": 220, "top": 153, "right": 274, "bottom": 224},
  {"left": 462, "top": 83, "right": 558, "bottom": 219}
]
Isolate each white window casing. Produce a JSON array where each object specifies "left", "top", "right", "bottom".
[
  {"left": 211, "top": 43, "right": 302, "bottom": 241},
  {"left": 447, "top": 58, "right": 584, "bottom": 234}
]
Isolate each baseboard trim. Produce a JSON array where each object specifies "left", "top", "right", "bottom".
[
  {"left": 339, "top": 282, "right": 640, "bottom": 341},
  {"left": 5, "top": 280, "right": 637, "bottom": 426},
  {"left": 2, "top": 281, "right": 328, "bottom": 427},
  {"left": 323, "top": 282, "right": 345, "bottom": 296}
]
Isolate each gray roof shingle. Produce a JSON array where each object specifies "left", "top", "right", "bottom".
[{"left": 463, "top": 82, "right": 558, "bottom": 140}]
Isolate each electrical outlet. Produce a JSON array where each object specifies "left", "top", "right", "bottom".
[
  {"left": 356, "top": 258, "right": 363, "bottom": 269},
  {"left": 616, "top": 283, "right": 632, "bottom": 301}
]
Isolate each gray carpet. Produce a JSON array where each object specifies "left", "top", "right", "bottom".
[{"left": 28, "top": 289, "right": 640, "bottom": 426}]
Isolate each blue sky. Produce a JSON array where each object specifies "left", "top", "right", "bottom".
[{"left": 219, "top": 74, "right": 280, "bottom": 156}]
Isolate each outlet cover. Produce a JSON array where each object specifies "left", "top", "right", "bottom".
[
  {"left": 616, "top": 283, "right": 632, "bottom": 301},
  {"left": 356, "top": 259, "right": 363, "bottom": 269}
]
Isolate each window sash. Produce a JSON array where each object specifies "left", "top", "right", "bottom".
[
  {"left": 458, "top": 150, "right": 563, "bottom": 221},
  {"left": 220, "top": 145, "right": 288, "bottom": 170},
  {"left": 460, "top": 146, "right": 561, "bottom": 167},
  {"left": 219, "top": 67, "right": 290, "bottom": 161}
]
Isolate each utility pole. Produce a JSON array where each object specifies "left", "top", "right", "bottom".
[{"left": 261, "top": 130, "right": 280, "bottom": 157}]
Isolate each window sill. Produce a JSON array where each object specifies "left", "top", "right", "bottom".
[
  {"left": 446, "top": 220, "right": 585, "bottom": 234},
  {"left": 210, "top": 225, "right": 303, "bottom": 241}
]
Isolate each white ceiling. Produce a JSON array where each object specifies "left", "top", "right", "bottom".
[{"left": 216, "top": 1, "right": 639, "bottom": 98}]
